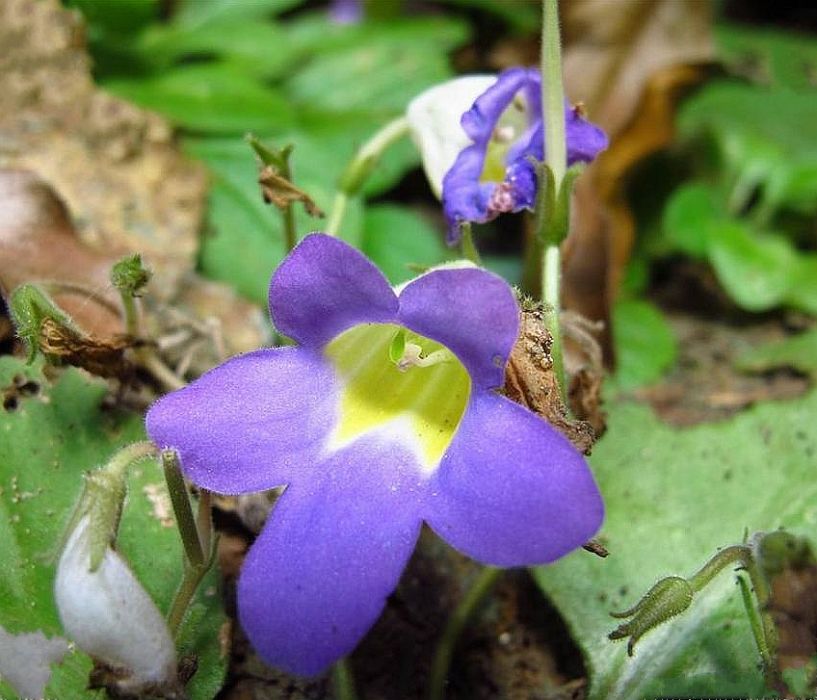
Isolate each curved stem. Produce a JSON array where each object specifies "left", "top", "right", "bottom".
[
  {"left": 429, "top": 567, "right": 502, "bottom": 700},
  {"left": 459, "top": 223, "right": 482, "bottom": 266},
  {"left": 541, "top": 0, "right": 566, "bottom": 190},
  {"left": 326, "top": 116, "right": 410, "bottom": 237},
  {"left": 332, "top": 658, "right": 359, "bottom": 700},
  {"left": 326, "top": 192, "right": 349, "bottom": 237},
  {"left": 542, "top": 244, "right": 567, "bottom": 404}
]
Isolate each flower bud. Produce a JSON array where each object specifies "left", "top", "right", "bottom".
[
  {"left": 54, "top": 515, "right": 177, "bottom": 688},
  {"left": 609, "top": 576, "right": 694, "bottom": 655},
  {"left": 406, "top": 75, "right": 497, "bottom": 198}
]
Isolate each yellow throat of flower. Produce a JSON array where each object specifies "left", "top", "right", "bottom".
[{"left": 324, "top": 323, "right": 471, "bottom": 473}]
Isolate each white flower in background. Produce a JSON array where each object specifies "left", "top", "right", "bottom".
[
  {"left": 54, "top": 515, "right": 177, "bottom": 687},
  {"left": 406, "top": 75, "right": 497, "bottom": 198}
]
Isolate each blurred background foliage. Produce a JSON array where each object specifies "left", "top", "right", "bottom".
[
  {"left": 63, "top": 0, "right": 817, "bottom": 392},
  {"left": 0, "top": 1, "right": 813, "bottom": 697}
]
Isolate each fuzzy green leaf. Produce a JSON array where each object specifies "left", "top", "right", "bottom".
[
  {"left": 0, "top": 359, "right": 226, "bottom": 699},
  {"left": 533, "top": 392, "right": 817, "bottom": 699}
]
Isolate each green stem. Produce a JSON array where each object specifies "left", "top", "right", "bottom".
[
  {"left": 332, "top": 658, "right": 359, "bottom": 700},
  {"left": 162, "top": 449, "right": 205, "bottom": 568},
  {"left": 541, "top": 0, "right": 566, "bottom": 191},
  {"left": 119, "top": 294, "right": 139, "bottom": 338},
  {"left": 326, "top": 192, "right": 349, "bottom": 238},
  {"left": 280, "top": 161, "right": 298, "bottom": 253},
  {"left": 538, "top": 0, "right": 569, "bottom": 404},
  {"left": 542, "top": 244, "right": 567, "bottom": 403},
  {"left": 429, "top": 567, "right": 502, "bottom": 700},
  {"left": 688, "top": 544, "right": 782, "bottom": 690},
  {"left": 107, "top": 441, "right": 158, "bottom": 480},
  {"left": 166, "top": 558, "right": 211, "bottom": 637},
  {"left": 326, "top": 116, "right": 410, "bottom": 236},
  {"left": 459, "top": 223, "right": 482, "bottom": 266}
]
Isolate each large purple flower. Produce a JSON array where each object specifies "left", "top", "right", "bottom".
[
  {"left": 442, "top": 67, "right": 608, "bottom": 243},
  {"left": 146, "top": 234, "right": 603, "bottom": 676}
]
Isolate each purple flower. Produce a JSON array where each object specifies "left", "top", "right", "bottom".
[
  {"left": 328, "top": 0, "right": 363, "bottom": 24},
  {"left": 146, "top": 234, "right": 603, "bottom": 676},
  {"left": 442, "top": 67, "right": 608, "bottom": 243}
]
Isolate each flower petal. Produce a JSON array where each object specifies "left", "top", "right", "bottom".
[
  {"left": 425, "top": 391, "right": 604, "bottom": 566},
  {"left": 238, "top": 436, "right": 424, "bottom": 676},
  {"left": 269, "top": 234, "right": 398, "bottom": 348},
  {"left": 397, "top": 267, "right": 519, "bottom": 390},
  {"left": 146, "top": 347, "right": 337, "bottom": 494},
  {"left": 406, "top": 75, "right": 497, "bottom": 198}
]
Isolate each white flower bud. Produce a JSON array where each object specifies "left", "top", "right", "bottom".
[
  {"left": 406, "top": 75, "right": 497, "bottom": 198},
  {"left": 54, "top": 515, "right": 177, "bottom": 687}
]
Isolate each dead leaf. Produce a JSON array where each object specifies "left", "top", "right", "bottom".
[
  {"left": 502, "top": 307, "right": 599, "bottom": 454},
  {"left": 559, "top": 0, "right": 714, "bottom": 357},
  {"left": 0, "top": 169, "right": 125, "bottom": 340},
  {"left": 39, "top": 317, "right": 134, "bottom": 380},
  {"left": 0, "top": 0, "right": 205, "bottom": 306},
  {"left": 258, "top": 166, "right": 324, "bottom": 218}
]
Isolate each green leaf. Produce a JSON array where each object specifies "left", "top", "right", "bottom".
[
  {"left": 105, "top": 64, "right": 296, "bottom": 134},
  {"left": 136, "top": 20, "right": 295, "bottom": 79},
  {"left": 284, "top": 14, "right": 469, "bottom": 63},
  {"left": 533, "top": 391, "right": 817, "bottom": 699},
  {"left": 285, "top": 20, "right": 467, "bottom": 115},
  {"left": 0, "top": 359, "right": 226, "bottom": 699},
  {"left": 787, "top": 256, "right": 817, "bottom": 316},
  {"left": 736, "top": 327, "right": 817, "bottom": 376},
  {"left": 362, "top": 205, "right": 449, "bottom": 284},
  {"left": 716, "top": 23, "right": 817, "bottom": 91},
  {"left": 173, "top": 0, "right": 304, "bottom": 27},
  {"left": 707, "top": 222, "right": 796, "bottom": 312},
  {"left": 679, "top": 82, "right": 817, "bottom": 217},
  {"left": 661, "top": 183, "right": 723, "bottom": 258},
  {"left": 611, "top": 299, "right": 677, "bottom": 390},
  {"left": 67, "top": 0, "right": 158, "bottom": 34},
  {"left": 188, "top": 135, "right": 363, "bottom": 304}
]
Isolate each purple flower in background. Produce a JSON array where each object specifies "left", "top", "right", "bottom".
[
  {"left": 328, "top": 0, "right": 363, "bottom": 24},
  {"left": 147, "top": 234, "right": 603, "bottom": 676},
  {"left": 442, "top": 67, "right": 608, "bottom": 243}
]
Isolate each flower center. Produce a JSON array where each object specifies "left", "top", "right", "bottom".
[
  {"left": 480, "top": 93, "right": 529, "bottom": 183},
  {"left": 324, "top": 323, "right": 471, "bottom": 473}
]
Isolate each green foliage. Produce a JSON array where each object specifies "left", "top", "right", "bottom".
[
  {"left": 362, "top": 204, "right": 450, "bottom": 284},
  {"left": 611, "top": 299, "right": 677, "bottom": 390},
  {"left": 533, "top": 391, "right": 817, "bottom": 699},
  {"left": 73, "top": 0, "right": 466, "bottom": 302},
  {"left": 660, "top": 182, "right": 817, "bottom": 314},
  {"left": 736, "top": 327, "right": 817, "bottom": 376},
  {"left": 716, "top": 23, "right": 817, "bottom": 91},
  {"left": 0, "top": 358, "right": 225, "bottom": 699},
  {"left": 633, "top": 26, "right": 817, "bottom": 318}
]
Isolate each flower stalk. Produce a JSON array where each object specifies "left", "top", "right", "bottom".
[
  {"left": 538, "top": 0, "right": 569, "bottom": 403},
  {"left": 326, "top": 116, "right": 410, "bottom": 236},
  {"left": 161, "top": 449, "right": 215, "bottom": 636},
  {"left": 247, "top": 135, "right": 299, "bottom": 253},
  {"left": 429, "top": 567, "right": 502, "bottom": 700},
  {"left": 459, "top": 223, "right": 483, "bottom": 266},
  {"left": 609, "top": 536, "right": 784, "bottom": 692}
]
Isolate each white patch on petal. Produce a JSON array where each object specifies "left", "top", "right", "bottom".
[
  {"left": 406, "top": 75, "right": 497, "bottom": 198},
  {"left": 325, "top": 414, "right": 439, "bottom": 476}
]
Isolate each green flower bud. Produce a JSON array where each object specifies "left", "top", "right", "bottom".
[
  {"left": 111, "top": 254, "right": 151, "bottom": 297},
  {"left": 609, "top": 576, "right": 694, "bottom": 655},
  {"left": 8, "top": 284, "right": 77, "bottom": 363}
]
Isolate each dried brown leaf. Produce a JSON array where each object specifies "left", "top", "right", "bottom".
[
  {"left": 39, "top": 317, "right": 134, "bottom": 380},
  {"left": 502, "top": 308, "right": 599, "bottom": 454},
  {"left": 555, "top": 0, "right": 715, "bottom": 356},
  {"left": 258, "top": 166, "right": 324, "bottom": 218},
  {"left": 0, "top": 0, "right": 205, "bottom": 308}
]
